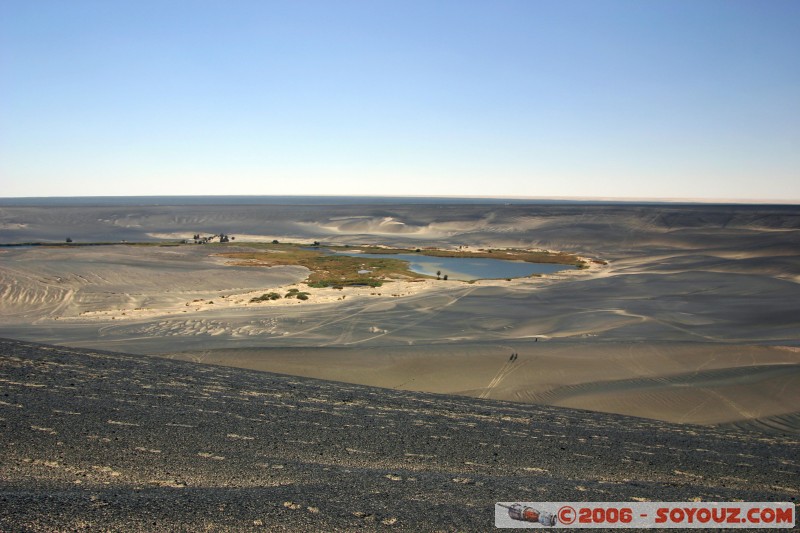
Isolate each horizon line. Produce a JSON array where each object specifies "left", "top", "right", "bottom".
[{"left": 1, "top": 194, "right": 799, "bottom": 205}]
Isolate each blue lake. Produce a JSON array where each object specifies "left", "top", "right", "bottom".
[{"left": 332, "top": 251, "right": 576, "bottom": 281}]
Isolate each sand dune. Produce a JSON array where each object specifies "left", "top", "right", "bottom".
[
  {"left": 165, "top": 342, "right": 800, "bottom": 431},
  {"left": 0, "top": 245, "right": 309, "bottom": 322},
  {"left": 317, "top": 215, "right": 435, "bottom": 236},
  {"left": 1, "top": 201, "right": 798, "bottom": 437},
  {"left": 3, "top": 202, "right": 798, "bottom": 251}
]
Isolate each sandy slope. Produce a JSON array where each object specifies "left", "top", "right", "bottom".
[
  {"left": 166, "top": 342, "right": 800, "bottom": 429},
  {"left": 1, "top": 339, "right": 797, "bottom": 531}
]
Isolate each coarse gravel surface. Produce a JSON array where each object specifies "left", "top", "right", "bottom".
[{"left": 1, "top": 338, "right": 797, "bottom": 531}]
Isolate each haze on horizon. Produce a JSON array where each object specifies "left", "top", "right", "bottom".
[{"left": 1, "top": 1, "right": 798, "bottom": 202}]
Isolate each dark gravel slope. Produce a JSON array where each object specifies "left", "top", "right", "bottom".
[{"left": 1, "top": 338, "right": 797, "bottom": 531}]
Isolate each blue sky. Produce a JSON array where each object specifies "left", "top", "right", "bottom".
[{"left": 2, "top": 1, "right": 798, "bottom": 201}]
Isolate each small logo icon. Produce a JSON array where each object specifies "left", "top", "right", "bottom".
[
  {"left": 498, "top": 503, "right": 557, "bottom": 526},
  {"left": 558, "top": 505, "right": 576, "bottom": 525}
]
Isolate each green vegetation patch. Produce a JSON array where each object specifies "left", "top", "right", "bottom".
[
  {"left": 218, "top": 243, "right": 424, "bottom": 288},
  {"left": 424, "top": 248, "right": 582, "bottom": 266},
  {"left": 323, "top": 245, "right": 584, "bottom": 267}
]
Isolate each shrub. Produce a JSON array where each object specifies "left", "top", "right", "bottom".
[
  {"left": 285, "top": 288, "right": 310, "bottom": 300},
  {"left": 250, "top": 292, "right": 282, "bottom": 303}
]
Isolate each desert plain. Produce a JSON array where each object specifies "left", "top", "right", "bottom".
[{"left": 1, "top": 198, "right": 798, "bottom": 530}]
